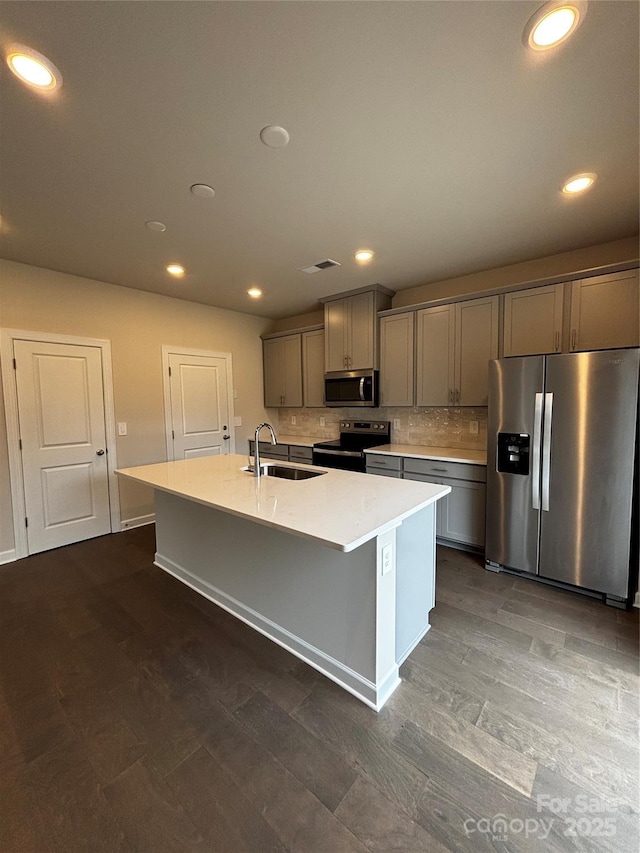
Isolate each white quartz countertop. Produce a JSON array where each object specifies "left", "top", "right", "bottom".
[
  {"left": 365, "top": 444, "right": 487, "bottom": 465},
  {"left": 268, "top": 434, "right": 325, "bottom": 448},
  {"left": 117, "top": 454, "right": 450, "bottom": 553}
]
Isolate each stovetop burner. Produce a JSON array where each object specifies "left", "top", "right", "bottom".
[{"left": 313, "top": 421, "right": 390, "bottom": 454}]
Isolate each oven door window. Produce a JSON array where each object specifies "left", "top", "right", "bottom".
[{"left": 313, "top": 450, "right": 364, "bottom": 472}]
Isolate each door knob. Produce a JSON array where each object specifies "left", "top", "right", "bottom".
[
  {"left": 223, "top": 435, "right": 230, "bottom": 440},
  {"left": 96, "top": 449, "right": 105, "bottom": 456}
]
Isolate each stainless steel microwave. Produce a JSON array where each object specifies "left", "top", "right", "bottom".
[{"left": 324, "top": 369, "right": 379, "bottom": 407}]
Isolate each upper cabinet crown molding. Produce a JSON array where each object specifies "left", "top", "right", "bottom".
[
  {"left": 261, "top": 323, "right": 323, "bottom": 341},
  {"left": 319, "top": 283, "right": 395, "bottom": 304}
]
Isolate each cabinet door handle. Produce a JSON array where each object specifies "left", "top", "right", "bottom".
[
  {"left": 554, "top": 331, "right": 560, "bottom": 352},
  {"left": 448, "top": 388, "right": 453, "bottom": 404},
  {"left": 571, "top": 329, "right": 577, "bottom": 350},
  {"left": 455, "top": 389, "right": 460, "bottom": 404}
]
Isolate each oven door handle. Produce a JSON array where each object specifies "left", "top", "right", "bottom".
[{"left": 314, "top": 448, "right": 363, "bottom": 458}]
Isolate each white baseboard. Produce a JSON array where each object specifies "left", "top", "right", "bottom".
[
  {"left": 120, "top": 514, "right": 155, "bottom": 530},
  {"left": 0, "top": 548, "right": 17, "bottom": 565},
  {"left": 155, "top": 551, "right": 400, "bottom": 711}
]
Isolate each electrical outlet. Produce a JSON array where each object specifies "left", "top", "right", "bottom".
[
  {"left": 319, "top": 417, "right": 326, "bottom": 427},
  {"left": 469, "top": 421, "right": 479, "bottom": 435},
  {"left": 117, "top": 422, "right": 127, "bottom": 436},
  {"left": 381, "top": 543, "right": 393, "bottom": 575},
  {"left": 393, "top": 419, "right": 401, "bottom": 431},
  {"left": 291, "top": 416, "right": 297, "bottom": 426}
]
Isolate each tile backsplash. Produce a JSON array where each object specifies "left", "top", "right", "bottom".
[{"left": 273, "top": 406, "right": 487, "bottom": 450}]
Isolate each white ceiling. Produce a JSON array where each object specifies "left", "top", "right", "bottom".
[{"left": 0, "top": 1, "right": 638, "bottom": 319}]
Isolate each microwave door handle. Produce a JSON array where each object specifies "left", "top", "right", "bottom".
[
  {"left": 531, "top": 393, "right": 543, "bottom": 510},
  {"left": 541, "top": 392, "right": 553, "bottom": 512},
  {"left": 359, "top": 377, "right": 366, "bottom": 402}
]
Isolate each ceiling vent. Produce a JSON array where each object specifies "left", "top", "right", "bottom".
[{"left": 300, "top": 259, "right": 341, "bottom": 274}]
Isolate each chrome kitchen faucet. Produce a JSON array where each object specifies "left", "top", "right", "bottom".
[{"left": 253, "top": 423, "right": 277, "bottom": 478}]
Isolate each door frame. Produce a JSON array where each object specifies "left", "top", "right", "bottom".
[
  {"left": 161, "top": 345, "right": 236, "bottom": 460},
  {"left": 1, "top": 328, "right": 121, "bottom": 561}
]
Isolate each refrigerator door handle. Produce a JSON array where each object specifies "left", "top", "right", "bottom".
[
  {"left": 532, "top": 393, "right": 544, "bottom": 510},
  {"left": 541, "top": 392, "right": 553, "bottom": 512}
]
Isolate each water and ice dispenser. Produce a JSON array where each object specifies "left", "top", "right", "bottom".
[{"left": 496, "top": 433, "right": 530, "bottom": 475}]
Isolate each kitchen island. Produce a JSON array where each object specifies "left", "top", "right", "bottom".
[{"left": 117, "top": 454, "right": 450, "bottom": 710}]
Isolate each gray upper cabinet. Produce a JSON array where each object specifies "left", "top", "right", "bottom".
[
  {"left": 503, "top": 284, "right": 563, "bottom": 356},
  {"left": 263, "top": 334, "right": 303, "bottom": 408},
  {"left": 379, "top": 312, "right": 414, "bottom": 406},
  {"left": 325, "top": 291, "right": 374, "bottom": 371},
  {"left": 456, "top": 296, "right": 499, "bottom": 405},
  {"left": 416, "top": 296, "right": 498, "bottom": 406},
  {"left": 324, "top": 288, "right": 393, "bottom": 372},
  {"left": 569, "top": 270, "right": 639, "bottom": 351},
  {"left": 416, "top": 304, "right": 454, "bottom": 406},
  {"left": 302, "top": 329, "right": 325, "bottom": 407}
]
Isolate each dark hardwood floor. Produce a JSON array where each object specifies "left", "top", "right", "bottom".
[{"left": 1, "top": 527, "right": 638, "bottom": 852}]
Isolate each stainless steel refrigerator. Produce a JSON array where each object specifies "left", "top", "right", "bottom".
[{"left": 485, "top": 348, "right": 639, "bottom": 607}]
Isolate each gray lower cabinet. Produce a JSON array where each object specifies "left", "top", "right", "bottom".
[
  {"left": 369, "top": 454, "right": 486, "bottom": 549},
  {"left": 365, "top": 453, "right": 403, "bottom": 478},
  {"left": 289, "top": 445, "right": 313, "bottom": 464},
  {"left": 248, "top": 441, "right": 312, "bottom": 464}
]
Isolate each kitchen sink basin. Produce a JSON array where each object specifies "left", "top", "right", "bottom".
[{"left": 242, "top": 464, "right": 325, "bottom": 480}]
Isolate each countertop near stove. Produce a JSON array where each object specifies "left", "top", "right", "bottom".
[
  {"left": 268, "top": 434, "right": 327, "bottom": 448},
  {"left": 365, "top": 445, "right": 487, "bottom": 465},
  {"left": 117, "top": 454, "right": 450, "bottom": 553}
]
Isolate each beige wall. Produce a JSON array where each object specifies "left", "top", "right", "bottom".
[
  {"left": 0, "top": 260, "right": 273, "bottom": 555},
  {"left": 271, "top": 237, "right": 639, "bottom": 330},
  {"left": 392, "top": 236, "right": 639, "bottom": 308},
  {"left": 268, "top": 309, "right": 324, "bottom": 335}
]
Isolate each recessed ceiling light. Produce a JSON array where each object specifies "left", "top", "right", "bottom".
[
  {"left": 259, "top": 126, "right": 290, "bottom": 148},
  {"left": 523, "top": 1, "right": 587, "bottom": 51},
  {"left": 190, "top": 184, "right": 216, "bottom": 199},
  {"left": 145, "top": 220, "right": 167, "bottom": 232},
  {"left": 247, "top": 287, "right": 263, "bottom": 298},
  {"left": 166, "top": 264, "right": 185, "bottom": 277},
  {"left": 6, "top": 45, "right": 62, "bottom": 89},
  {"left": 562, "top": 172, "right": 597, "bottom": 194},
  {"left": 354, "top": 249, "right": 374, "bottom": 263}
]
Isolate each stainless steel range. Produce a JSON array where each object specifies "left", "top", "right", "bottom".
[{"left": 313, "top": 421, "right": 390, "bottom": 472}]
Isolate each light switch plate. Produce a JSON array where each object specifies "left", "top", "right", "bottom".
[
  {"left": 393, "top": 419, "right": 401, "bottom": 431},
  {"left": 291, "top": 416, "right": 297, "bottom": 426},
  {"left": 117, "top": 422, "right": 127, "bottom": 436},
  {"left": 233, "top": 416, "right": 242, "bottom": 427},
  {"left": 319, "top": 417, "right": 326, "bottom": 427}
]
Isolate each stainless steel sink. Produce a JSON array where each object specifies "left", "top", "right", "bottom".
[{"left": 243, "top": 464, "right": 325, "bottom": 480}]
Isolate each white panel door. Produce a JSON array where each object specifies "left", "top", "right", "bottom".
[
  {"left": 168, "top": 353, "right": 230, "bottom": 459},
  {"left": 14, "top": 339, "right": 111, "bottom": 554}
]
